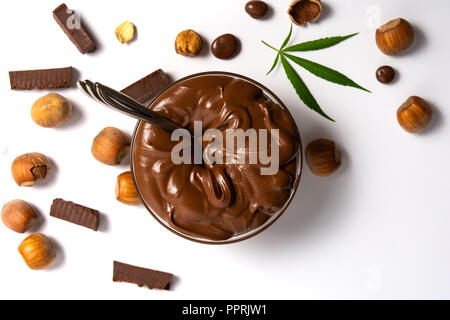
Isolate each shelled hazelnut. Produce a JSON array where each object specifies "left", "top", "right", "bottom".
[
  {"left": 2, "top": 200, "right": 37, "bottom": 233},
  {"left": 305, "top": 139, "right": 341, "bottom": 177},
  {"left": 397, "top": 96, "right": 432, "bottom": 133},
  {"left": 31, "top": 93, "right": 72, "bottom": 128},
  {"left": 175, "top": 29, "right": 202, "bottom": 57},
  {"left": 115, "top": 21, "right": 135, "bottom": 44},
  {"left": 18, "top": 234, "right": 56, "bottom": 270},
  {"left": 116, "top": 171, "right": 141, "bottom": 205},
  {"left": 11, "top": 152, "right": 51, "bottom": 187},
  {"left": 376, "top": 18, "right": 415, "bottom": 55},
  {"left": 91, "top": 127, "right": 130, "bottom": 166}
]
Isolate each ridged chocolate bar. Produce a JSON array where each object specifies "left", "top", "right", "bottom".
[
  {"left": 53, "top": 3, "right": 97, "bottom": 54},
  {"left": 113, "top": 261, "right": 173, "bottom": 290},
  {"left": 121, "top": 69, "right": 170, "bottom": 103},
  {"left": 9, "top": 67, "right": 72, "bottom": 90},
  {"left": 50, "top": 198, "right": 99, "bottom": 231}
]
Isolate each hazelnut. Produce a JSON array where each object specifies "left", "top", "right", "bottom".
[
  {"left": 18, "top": 233, "right": 56, "bottom": 270},
  {"left": 287, "top": 0, "right": 322, "bottom": 26},
  {"left": 11, "top": 152, "right": 51, "bottom": 187},
  {"left": 2, "top": 200, "right": 37, "bottom": 233},
  {"left": 116, "top": 171, "right": 141, "bottom": 205},
  {"left": 397, "top": 96, "right": 432, "bottom": 133},
  {"left": 175, "top": 29, "right": 202, "bottom": 57},
  {"left": 92, "top": 127, "right": 130, "bottom": 166},
  {"left": 376, "top": 18, "right": 415, "bottom": 55},
  {"left": 115, "top": 21, "right": 135, "bottom": 44},
  {"left": 31, "top": 93, "right": 72, "bottom": 128},
  {"left": 305, "top": 139, "right": 341, "bottom": 177}
]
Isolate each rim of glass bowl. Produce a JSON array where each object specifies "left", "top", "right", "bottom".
[{"left": 130, "top": 71, "right": 303, "bottom": 245}]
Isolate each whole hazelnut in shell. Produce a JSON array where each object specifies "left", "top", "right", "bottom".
[
  {"left": 116, "top": 171, "right": 141, "bottom": 205},
  {"left": 2, "top": 199, "right": 37, "bottom": 233},
  {"left": 18, "top": 233, "right": 56, "bottom": 270},
  {"left": 91, "top": 127, "right": 130, "bottom": 166},
  {"left": 376, "top": 18, "right": 415, "bottom": 55},
  {"left": 31, "top": 93, "right": 72, "bottom": 128},
  {"left": 305, "top": 139, "right": 341, "bottom": 177},
  {"left": 397, "top": 96, "right": 432, "bottom": 133}
]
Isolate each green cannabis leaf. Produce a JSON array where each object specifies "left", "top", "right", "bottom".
[
  {"left": 280, "top": 55, "right": 334, "bottom": 122},
  {"left": 280, "top": 24, "right": 293, "bottom": 50},
  {"left": 283, "top": 53, "right": 371, "bottom": 92},
  {"left": 266, "top": 53, "right": 280, "bottom": 76},
  {"left": 262, "top": 26, "right": 370, "bottom": 121},
  {"left": 264, "top": 25, "right": 293, "bottom": 75},
  {"left": 283, "top": 33, "right": 358, "bottom": 52}
]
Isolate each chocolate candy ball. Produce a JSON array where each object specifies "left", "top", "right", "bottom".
[
  {"left": 211, "top": 34, "right": 237, "bottom": 59},
  {"left": 245, "top": 1, "right": 268, "bottom": 19},
  {"left": 376, "top": 66, "right": 395, "bottom": 84}
]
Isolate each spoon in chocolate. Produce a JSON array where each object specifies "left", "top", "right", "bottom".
[{"left": 77, "top": 80, "right": 182, "bottom": 132}]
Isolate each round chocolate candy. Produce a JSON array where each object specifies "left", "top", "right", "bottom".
[
  {"left": 211, "top": 34, "right": 237, "bottom": 59},
  {"left": 376, "top": 66, "right": 395, "bottom": 84},
  {"left": 245, "top": 1, "right": 268, "bottom": 19}
]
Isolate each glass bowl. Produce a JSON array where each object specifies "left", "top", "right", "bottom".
[{"left": 130, "top": 71, "right": 303, "bottom": 244}]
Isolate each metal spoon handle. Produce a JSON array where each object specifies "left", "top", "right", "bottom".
[{"left": 77, "top": 80, "right": 181, "bottom": 133}]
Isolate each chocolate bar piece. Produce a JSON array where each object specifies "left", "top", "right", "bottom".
[
  {"left": 53, "top": 3, "right": 97, "bottom": 54},
  {"left": 9, "top": 67, "right": 72, "bottom": 90},
  {"left": 121, "top": 69, "right": 170, "bottom": 103},
  {"left": 113, "top": 261, "right": 173, "bottom": 290},
  {"left": 50, "top": 198, "right": 99, "bottom": 231}
]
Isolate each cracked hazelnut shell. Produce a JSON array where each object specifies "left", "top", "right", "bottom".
[
  {"left": 397, "top": 96, "right": 432, "bottom": 133},
  {"left": 287, "top": 0, "right": 322, "bottom": 26},
  {"left": 92, "top": 127, "right": 130, "bottom": 166},
  {"left": 306, "top": 139, "right": 341, "bottom": 177},
  {"left": 376, "top": 18, "right": 415, "bottom": 55},
  {"left": 11, "top": 153, "right": 51, "bottom": 187},
  {"left": 2, "top": 199, "right": 37, "bottom": 233}
]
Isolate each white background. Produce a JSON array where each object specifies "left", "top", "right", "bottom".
[{"left": 0, "top": 0, "right": 449, "bottom": 300}]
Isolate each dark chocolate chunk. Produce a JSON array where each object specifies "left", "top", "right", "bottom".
[
  {"left": 53, "top": 3, "right": 97, "bottom": 54},
  {"left": 211, "top": 34, "right": 237, "bottom": 59},
  {"left": 113, "top": 261, "right": 173, "bottom": 290},
  {"left": 121, "top": 69, "right": 170, "bottom": 103},
  {"left": 9, "top": 67, "right": 72, "bottom": 90},
  {"left": 245, "top": 1, "right": 268, "bottom": 19},
  {"left": 50, "top": 198, "right": 99, "bottom": 231}
]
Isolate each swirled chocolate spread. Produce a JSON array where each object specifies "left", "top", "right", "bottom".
[{"left": 133, "top": 74, "right": 301, "bottom": 241}]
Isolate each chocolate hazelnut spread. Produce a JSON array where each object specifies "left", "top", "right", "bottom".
[{"left": 132, "top": 74, "right": 301, "bottom": 241}]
